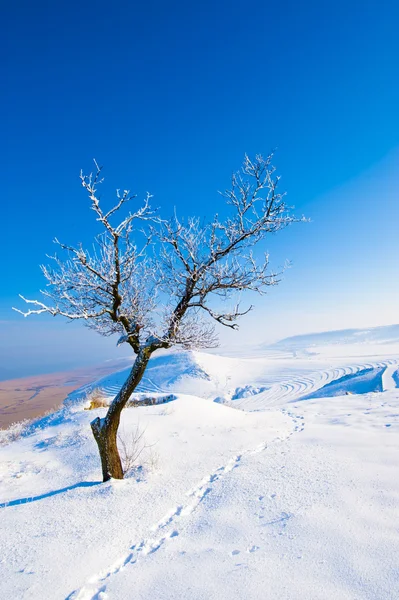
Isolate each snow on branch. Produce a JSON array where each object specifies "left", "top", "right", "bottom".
[
  {"left": 157, "top": 153, "right": 304, "bottom": 341},
  {"left": 13, "top": 162, "right": 157, "bottom": 354},
  {"left": 14, "top": 154, "right": 305, "bottom": 353}
]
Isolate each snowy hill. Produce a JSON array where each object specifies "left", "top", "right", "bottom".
[
  {"left": 1, "top": 328, "right": 399, "bottom": 599},
  {"left": 72, "top": 332, "right": 399, "bottom": 412},
  {"left": 266, "top": 323, "right": 399, "bottom": 354}
]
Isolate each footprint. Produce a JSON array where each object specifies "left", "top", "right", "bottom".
[
  {"left": 181, "top": 505, "right": 194, "bottom": 516},
  {"left": 152, "top": 506, "right": 183, "bottom": 531},
  {"left": 247, "top": 545, "right": 260, "bottom": 553},
  {"left": 142, "top": 541, "right": 162, "bottom": 555},
  {"left": 231, "top": 549, "right": 240, "bottom": 556},
  {"left": 168, "top": 530, "right": 179, "bottom": 538}
]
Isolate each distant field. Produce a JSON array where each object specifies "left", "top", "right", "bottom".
[{"left": 0, "top": 361, "right": 128, "bottom": 428}]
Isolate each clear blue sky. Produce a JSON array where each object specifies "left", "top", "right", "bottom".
[{"left": 1, "top": 0, "right": 398, "bottom": 378}]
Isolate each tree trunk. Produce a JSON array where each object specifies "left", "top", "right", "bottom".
[
  {"left": 91, "top": 417, "right": 124, "bottom": 481},
  {"left": 91, "top": 348, "right": 152, "bottom": 482}
]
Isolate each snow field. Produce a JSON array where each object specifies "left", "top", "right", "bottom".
[
  {"left": 0, "top": 395, "right": 292, "bottom": 599},
  {"left": 1, "top": 327, "right": 399, "bottom": 599},
  {"left": 73, "top": 392, "right": 399, "bottom": 600}
]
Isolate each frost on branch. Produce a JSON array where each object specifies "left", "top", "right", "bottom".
[
  {"left": 13, "top": 162, "right": 157, "bottom": 354},
  {"left": 14, "top": 153, "right": 304, "bottom": 353},
  {"left": 155, "top": 153, "right": 305, "bottom": 340}
]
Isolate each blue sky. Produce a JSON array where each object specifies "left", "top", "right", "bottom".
[{"left": 1, "top": 0, "right": 398, "bottom": 378}]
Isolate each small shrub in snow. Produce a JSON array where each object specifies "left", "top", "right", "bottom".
[
  {"left": 0, "top": 408, "right": 69, "bottom": 446},
  {"left": 145, "top": 446, "right": 160, "bottom": 472},
  {"left": 117, "top": 425, "right": 158, "bottom": 476},
  {"left": 84, "top": 388, "right": 109, "bottom": 410},
  {"left": 0, "top": 420, "right": 29, "bottom": 446},
  {"left": 127, "top": 394, "right": 176, "bottom": 407},
  {"left": 84, "top": 391, "right": 176, "bottom": 411}
]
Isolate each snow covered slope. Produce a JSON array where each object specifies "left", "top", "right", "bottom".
[
  {"left": 1, "top": 325, "right": 399, "bottom": 599},
  {"left": 69, "top": 326, "right": 399, "bottom": 412},
  {"left": 266, "top": 323, "right": 399, "bottom": 355},
  {"left": 80, "top": 391, "right": 399, "bottom": 600}
]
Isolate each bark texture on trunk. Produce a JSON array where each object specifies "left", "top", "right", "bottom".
[{"left": 91, "top": 348, "right": 152, "bottom": 481}]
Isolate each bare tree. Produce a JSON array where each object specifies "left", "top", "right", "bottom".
[{"left": 14, "top": 154, "right": 305, "bottom": 481}]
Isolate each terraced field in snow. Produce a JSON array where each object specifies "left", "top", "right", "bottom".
[
  {"left": 71, "top": 348, "right": 399, "bottom": 414},
  {"left": 230, "top": 359, "right": 399, "bottom": 410}
]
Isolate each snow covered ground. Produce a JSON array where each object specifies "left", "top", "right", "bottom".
[{"left": 1, "top": 325, "right": 399, "bottom": 599}]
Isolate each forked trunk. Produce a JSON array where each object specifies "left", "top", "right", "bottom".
[{"left": 91, "top": 348, "right": 152, "bottom": 481}]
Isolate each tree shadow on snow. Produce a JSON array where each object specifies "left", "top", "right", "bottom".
[{"left": 0, "top": 481, "right": 101, "bottom": 508}]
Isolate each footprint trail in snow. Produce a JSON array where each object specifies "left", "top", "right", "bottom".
[{"left": 67, "top": 410, "right": 304, "bottom": 600}]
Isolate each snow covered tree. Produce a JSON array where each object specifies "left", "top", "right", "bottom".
[{"left": 14, "top": 154, "right": 304, "bottom": 481}]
